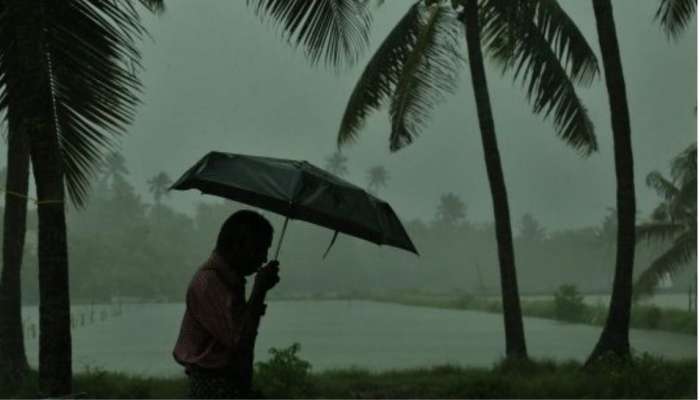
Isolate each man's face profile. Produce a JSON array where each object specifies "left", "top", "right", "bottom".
[{"left": 235, "top": 234, "right": 271, "bottom": 276}]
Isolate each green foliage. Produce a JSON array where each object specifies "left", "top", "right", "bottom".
[
  {"left": 553, "top": 284, "right": 587, "bottom": 322},
  {"left": 3, "top": 356, "right": 695, "bottom": 398},
  {"left": 656, "top": 0, "right": 697, "bottom": 41},
  {"left": 636, "top": 143, "right": 696, "bottom": 298},
  {"left": 246, "top": 0, "right": 372, "bottom": 68},
  {"left": 254, "top": 343, "right": 314, "bottom": 398}
]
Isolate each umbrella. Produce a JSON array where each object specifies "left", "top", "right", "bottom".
[{"left": 170, "top": 151, "right": 418, "bottom": 259}]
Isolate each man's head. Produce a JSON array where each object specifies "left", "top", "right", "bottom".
[{"left": 216, "top": 210, "right": 274, "bottom": 276}]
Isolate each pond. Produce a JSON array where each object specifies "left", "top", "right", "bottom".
[{"left": 21, "top": 300, "right": 696, "bottom": 377}]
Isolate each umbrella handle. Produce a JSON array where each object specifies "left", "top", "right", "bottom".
[{"left": 273, "top": 216, "right": 290, "bottom": 260}]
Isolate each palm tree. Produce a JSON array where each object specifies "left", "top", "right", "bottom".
[
  {"left": 0, "top": 0, "right": 158, "bottom": 394},
  {"left": 519, "top": 213, "right": 545, "bottom": 242},
  {"left": 436, "top": 192, "right": 466, "bottom": 226},
  {"left": 635, "top": 144, "right": 696, "bottom": 297},
  {"left": 366, "top": 165, "right": 389, "bottom": 194},
  {"left": 148, "top": 172, "right": 173, "bottom": 206},
  {"left": 337, "top": 0, "right": 598, "bottom": 359},
  {"left": 0, "top": 116, "right": 30, "bottom": 384},
  {"left": 586, "top": 0, "right": 695, "bottom": 362},
  {"left": 101, "top": 152, "right": 130, "bottom": 185},
  {"left": 324, "top": 150, "right": 349, "bottom": 177}
]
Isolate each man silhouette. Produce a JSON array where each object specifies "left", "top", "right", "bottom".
[{"left": 173, "top": 210, "right": 280, "bottom": 398}]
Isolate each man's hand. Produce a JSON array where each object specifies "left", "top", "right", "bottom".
[{"left": 253, "top": 260, "right": 280, "bottom": 294}]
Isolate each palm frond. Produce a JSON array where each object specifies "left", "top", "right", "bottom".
[
  {"left": 44, "top": 0, "right": 147, "bottom": 206},
  {"left": 636, "top": 220, "right": 685, "bottom": 243},
  {"left": 138, "top": 0, "right": 165, "bottom": 15},
  {"left": 338, "top": 3, "right": 423, "bottom": 146},
  {"left": 670, "top": 177, "right": 697, "bottom": 218},
  {"left": 389, "top": 3, "right": 463, "bottom": 151},
  {"left": 246, "top": 0, "right": 372, "bottom": 67},
  {"left": 671, "top": 142, "right": 696, "bottom": 185},
  {"left": 656, "top": 0, "right": 696, "bottom": 40},
  {"left": 485, "top": 0, "right": 599, "bottom": 85},
  {"left": 645, "top": 171, "right": 679, "bottom": 200},
  {"left": 634, "top": 230, "right": 696, "bottom": 297},
  {"left": 529, "top": 0, "right": 599, "bottom": 84},
  {"left": 481, "top": 0, "right": 597, "bottom": 155}
]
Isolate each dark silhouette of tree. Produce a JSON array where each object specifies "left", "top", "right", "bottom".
[
  {"left": 0, "top": 121, "right": 29, "bottom": 384},
  {"left": 366, "top": 165, "right": 389, "bottom": 194},
  {"left": 101, "top": 152, "right": 129, "bottom": 185},
  {"left": 655, "top": 0, "right": 696, "bottom": 40},
  {"left": 0, "top": 0, "right": 157, "bottom": 394},
  {"left": 147, "top": 172, "right": 173, "bottom": 206},
  {"left": 337, "top": 0, "right": 599, "bottom": 359},
  {"left": 635, "top": 144, "right": 696, "bottom": 298},
  {"left": 435, "top": 192, "right": 466, "bottom": 227},
  {"left": 587, "top": 0, "right": 694, "bottom": 363},
  {"left": 324, "top": 151, "right": 349, "bottom": 177},
  {"left": 519, "top": 213, "right": 545, "bottom": 242},
  {"left": 246, "top": 0, "right": 372, "bottom": 68}
]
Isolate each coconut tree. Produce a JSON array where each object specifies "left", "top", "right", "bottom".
[
  {"left": 366, "top": 165, "right": 389, "bottom": 194},
  {"left": 0, "top": 112, "right": 30, "bottom": 384},
  {"left": 148, "top": 172, "right": 173, "bottom": 206},
  {"left": 635, "top": 144, "right": 696, "bottom": 297},
  {"left": 586, "top": 0, "right": 695, "bottom": 362},
  {"left": 519, "top": 213, "right": 545, "bottom": 242},
  {"left": 324, "top": 150, "right": 350, "bottom": 177},
  {"left": 0, "top": 0, "right": 161, "bottom": 394},
  {"left": 337, "top": 0, "right": 598, "bottom": 358},
  {"left": 436, "top": 192, "right": 466, "bottom": 227},
  {"left": 101, "top": 152, "right": 130, "bottom": 185}
]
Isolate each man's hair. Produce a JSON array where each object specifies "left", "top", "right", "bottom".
[{"left": 216, "top": 210, "right": 274, "bottom": 254}]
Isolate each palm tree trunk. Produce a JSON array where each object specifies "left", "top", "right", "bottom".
[
  {"left": 13, "top": 1, "right": 74, "bottom": 391},
  {"left": 587, "top": 0, "right": 636, "bottom": 362},
  {"left": 463, "top": 0, "right": 527, "bottom": 359},
  {"left": 0, "top": 116, "right": 31, "bottom": 383},
  {"left": 30, "top": 121, "right": 72, "bottom": 395}
]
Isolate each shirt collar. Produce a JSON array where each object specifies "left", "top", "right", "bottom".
[{"left": 205, "top": 251, "right": 246, "bottom": 288}]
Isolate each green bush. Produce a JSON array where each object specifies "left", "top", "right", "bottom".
[
  {"left": 254, "top": 343, "right": 314, "bottom": 398},
  {"left": 553, "top": 285, "right": 587, "bottom": 322}
]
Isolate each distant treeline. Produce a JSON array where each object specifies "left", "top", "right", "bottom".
[{"left": 7, "top": 174, "right": 689, "bottom": 304}]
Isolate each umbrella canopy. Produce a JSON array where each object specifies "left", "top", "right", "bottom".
[{"left": 170, "top": 151, "right": 418, "bottom": 257}]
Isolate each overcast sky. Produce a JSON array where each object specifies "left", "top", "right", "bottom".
[{"left": 111, "top": 0, "right": 698, "bottom": 231}]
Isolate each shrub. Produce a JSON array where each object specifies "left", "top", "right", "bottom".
[
  {"left": 254, "top": 343, "right": 314, "bottom": 398},
  {"left": 553, "top": 284, "right": 587, "bottom": 322}
]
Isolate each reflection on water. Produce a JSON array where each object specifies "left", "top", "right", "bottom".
[{"left": 21, "top": 300, "right": 696, "bottom": 377}]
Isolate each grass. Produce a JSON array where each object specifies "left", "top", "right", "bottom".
[
  {"left": 350, "top": 290, "right": 697, "bottom": 335},
  {"left": 1, "top": 355, "right": 695, "bottom": 398}
]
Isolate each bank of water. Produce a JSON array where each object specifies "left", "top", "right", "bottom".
[{"left": 21, "top": 300, "right": 696, "bottom": 377}]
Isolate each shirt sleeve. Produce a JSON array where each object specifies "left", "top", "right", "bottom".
[{"left": 187, "top": 270, "right": 244, "bottom": 350}]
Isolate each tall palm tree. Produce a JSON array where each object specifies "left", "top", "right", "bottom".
[
  {"left": 0, "top": 114, "right": 30, "bottom": 384},
  {"left": 519, "top": 213, "right": 545, "bottom": 242},
  {"left": 436, "top": 192, "right": 466, "bottom": 226},
  {"left": 101, "top": 152, "right": 130, "bottom": 185},
  {"left": 586, "top": 0, "right": 695, "bottom": 362},
  {"left": 635, "top": 144, "right": 696, "bottom": 297},
  {"left": 148, "top": 172, "right": 172, "bottom": 206},
  {"left": 0, "top": 0, "right": 158, "bottom": 394},
  {"left": 337, "top": 0, "right": 598, "bottom": 359},
  {"left": 324, "top": 150, "right": 349, "bottom": 177},
  {"left": 366, "top": 165, "right": 389, "bottom": 194}
]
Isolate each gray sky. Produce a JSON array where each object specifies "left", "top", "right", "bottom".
[{"left": 120, "top": 0, "right": 695, "bottom": 231}]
